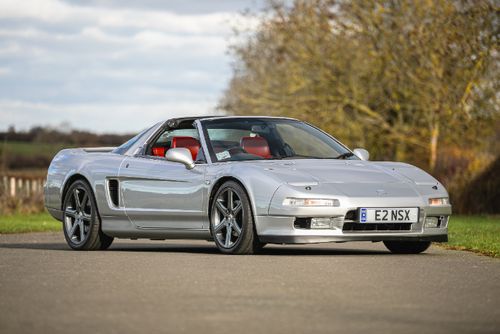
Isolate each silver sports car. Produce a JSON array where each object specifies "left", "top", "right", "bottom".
[{"left": 45, "top": 116, "right": 451, "bottom": 254}]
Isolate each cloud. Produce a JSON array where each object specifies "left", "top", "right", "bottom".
[
  {"left": 0, "top": 0, "right": 257, "bottom": 35},
  {"left": 0, "top": 0, "right": 261, "bottom": 132},
  {"left": 0, "top": 67, "right": 11, "bottom": 76},
  {"left": 0, "top": 99, "right": 223, "bottom": 134}
]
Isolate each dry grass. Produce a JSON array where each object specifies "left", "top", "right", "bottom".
[{"left": 0, "top": 192, "right": 45, "bottom": 215}]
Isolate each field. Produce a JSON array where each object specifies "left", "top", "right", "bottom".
[
  {"left": 0, "top": 141, "right": 69, "bottom": 172},
  {"left": 1, "top": 141, "right": 67, "bottom": 157},
  {"left": 0, "top": 213, "right": 498, "bottom": 257}
]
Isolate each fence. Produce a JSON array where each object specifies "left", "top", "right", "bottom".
[{"left": 1, "top": 175, "right": 45, "bottom": 197}]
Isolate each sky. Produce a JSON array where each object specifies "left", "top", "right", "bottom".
[{"left": 0, "top": 0, "right": 266, "bottom": 133}]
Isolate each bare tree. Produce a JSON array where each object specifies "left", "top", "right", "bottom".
[{"left": 221, "top": 0, "right": 499, "bottom": 172}]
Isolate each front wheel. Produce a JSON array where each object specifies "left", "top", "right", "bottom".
[
  {"left": 62, "top": 180, "right": 114, "bottom": 250},
  {"left": 383, "top": 240, "right": 431, "bottom": 254},
  {"left": 210, "top": 181, "right": 263, "bottom": 254}
]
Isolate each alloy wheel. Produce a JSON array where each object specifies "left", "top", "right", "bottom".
[
  {"left": 64, "top": 186, "right": 92, "bottom": 245},
  {"left": 212, "top": 188, "right": 244, "bottom": 249}
]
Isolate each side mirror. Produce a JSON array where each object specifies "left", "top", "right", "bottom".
[
  {"left": 353, "top": 148, "right": 370, "bottom": 161},
  {"left": 165, "top": 148, "right": 195, "bottom": 169}
]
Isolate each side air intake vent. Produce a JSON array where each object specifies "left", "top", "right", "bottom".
[{"left": 108, "top": 179, "right": 119, "bottom": 207}]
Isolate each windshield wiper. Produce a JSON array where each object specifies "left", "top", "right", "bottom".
[
  {"left": 280, "top": 155, "right": 333, "bottom": 160},
  {"left": 334, "top": 152, "right": 355, "bottom": 159}
]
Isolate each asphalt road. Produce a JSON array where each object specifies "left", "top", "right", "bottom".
[{"left": 0, "top": 232, "right": 499, "bottom": 334}]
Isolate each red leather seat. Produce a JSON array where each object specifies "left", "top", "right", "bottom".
[
  {"left": 240, "top": 136, "right": 271, "bottom": 158},
  {"left": 171, "top": 136, "right": 200, "bottom": 160},
  {"left": 152, "top": 146, "right": 166, "bottom": 157}
]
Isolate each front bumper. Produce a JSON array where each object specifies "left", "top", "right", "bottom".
[
  {"left": 259, "top": 233, "right": 448, "bottom": 244},
  {"left": 255, "top": 205, "right": 451, "bottom": 244}
]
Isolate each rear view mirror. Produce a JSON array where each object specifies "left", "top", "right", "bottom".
[
  {"left": 165, "top": 148, "right": 195, "bottom": 169},
  {"left": 353, "top": 148, "right": 370, "bottom": 161}
]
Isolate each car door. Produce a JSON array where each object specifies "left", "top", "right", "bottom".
[{"left": 118, "top": 155, "right": 207, "bottom": 229}]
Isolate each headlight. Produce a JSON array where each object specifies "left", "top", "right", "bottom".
[
  {"left": 428, "top": 197, "right": 449, "bottom": 206},
  {"left": 283, "top": 198, "right": 340, "bottom": 207}
]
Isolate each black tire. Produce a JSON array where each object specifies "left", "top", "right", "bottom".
[
  {"left": 62, "top": 180, "right": 114, "bottom": 250},
  {"left": 210, "top": 181, "right": 263, "bottom": 254},
  {"left": 383, "top": 240, "right": 431, "bottom": 254}
]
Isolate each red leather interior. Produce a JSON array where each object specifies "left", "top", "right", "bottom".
[
  {"left": 152, "top": 146, "right": 166, "bottom": 157},
  {"left": 171, "top": 136, "right": 200, "bottom": 160},
  {"left": 240, "top": 136, "right": 271, "bottom": 158}
]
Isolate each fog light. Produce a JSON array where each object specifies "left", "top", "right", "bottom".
[
  {"left": 310, "top": 217, "right": 343, "bottom": 229},
  {"left": 283, "top": 198, "right": 340, "bottom": 207},
  {"left": 424, "top": 217, "right": 439, "bottom": 228}
]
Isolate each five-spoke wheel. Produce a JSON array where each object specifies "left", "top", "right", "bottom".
[
  {"left": 64, "top": 186, "right": 92, "bottom": 245},
  {"left": 62, "top": 180, "right": 113, "bottom": 250},
  {"left": 210, "top": 181, "right": 263, "bottom": 254}
]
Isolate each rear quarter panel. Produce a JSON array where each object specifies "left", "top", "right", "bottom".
[{"left": 45, "top": 149, "right": 126, "bottom": 216}]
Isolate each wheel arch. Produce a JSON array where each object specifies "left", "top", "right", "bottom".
[
  {"left": 61, "top": 173, "right": 92, "bottom": 210},
  {"left": 208, "top": 176, "right": 257, "bottom": 225}
]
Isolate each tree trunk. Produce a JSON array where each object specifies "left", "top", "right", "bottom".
[
  {"left": 395, "top": 140, "right": 406, "bottom": 162},
  {"left": 429, "top": 123, "right": 439, "bottom": 172}
]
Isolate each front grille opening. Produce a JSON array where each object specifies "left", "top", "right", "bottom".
[
  {"left": 342, "top": 223, "right": 412, "bottom": 232},
  {"left": 294, "top": 218, "right": 311, "bottom": 229},
  {"left": 437, "top": 216, "right": 448, "bottom": 228},
  {"left": 345, "top": 210, "right": 358, "bottom": 222},
  {"left": 108, "top": 179, "right": 119, "bottom": 207}
]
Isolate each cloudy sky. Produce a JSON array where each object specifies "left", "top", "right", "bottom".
[{"left": 0, "top": 0, "right": 266, "bottom": 133}]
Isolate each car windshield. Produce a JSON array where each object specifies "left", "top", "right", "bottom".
[
  {"left": 201, "top": 118, "right": 357, "bottom": 162},
  {"left": 112, "top": 125, "right": 155, "bottom": 155}
]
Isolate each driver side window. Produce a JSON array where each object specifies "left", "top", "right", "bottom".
[{"left": 149, "top": 128, "right": 205, "bottom": 162}]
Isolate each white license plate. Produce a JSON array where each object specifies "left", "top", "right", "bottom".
[{"left": 359, "top": 207, "right": 419, "bottom": 223}]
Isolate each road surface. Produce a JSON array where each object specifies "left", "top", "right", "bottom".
[{"left": 0, "top": 232, "right": 499, "bottom": 334}]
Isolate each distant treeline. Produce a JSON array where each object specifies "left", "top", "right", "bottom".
[
  {"left": 0, "top": 126, "right": 133, "bottom": 146},
  {"left": 0, "top": 126, "right": 135, "bottom": 171}
]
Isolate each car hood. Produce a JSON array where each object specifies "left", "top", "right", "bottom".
[
  {"left": 253, "top": 160, "right": 406, "bottom": 184},
  {"left": 242, "top": 159, "right": 441, "bottom": 198}
]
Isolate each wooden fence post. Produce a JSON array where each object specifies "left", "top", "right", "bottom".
[
  {"left": 1, "top": 176, "right": 46, "bottom": 197},
  {"left": 25, "top": 179, "right": 30, "bottom": 196},
  {"left": 10, "top": 177, "right": 16, "bottom": 197}
]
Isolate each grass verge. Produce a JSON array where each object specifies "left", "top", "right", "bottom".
[
  {"left": 0, "top": 212, "right": 61, "bottom": 234},
  {"left": 442, "top": 215, "right": 500, "bottom": 258}
]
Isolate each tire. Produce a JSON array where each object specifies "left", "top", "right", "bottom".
[
  {"left": 383, "top": 240, "right": 431, "bottom": 254},
  {"left": 62, "top": 180, "right": 114, "bottom": 250},
  {"left": 210, "top": 181, "right": 263, "bottom": 254}
]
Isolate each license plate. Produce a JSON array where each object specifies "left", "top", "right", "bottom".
[{"left": 359, "top": 207, "right": 419, "bottom": 223}]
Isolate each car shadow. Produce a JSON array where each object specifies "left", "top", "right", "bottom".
[
  {"left": 0, "top": 241, "right": 404, "bottom": 256},
  {"left": 0, "top": 242, "right": 69, "bottom": 251}
]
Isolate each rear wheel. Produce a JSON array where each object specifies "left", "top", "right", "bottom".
[
  {"left": 62, "top": 180, "right": 114, "bottom": 250},
  {"left": 210, "top": 181, "right": 263, "bottom": 254},
  {"left": 383, "top": 240, "right": 431, "bottom": 254}
]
